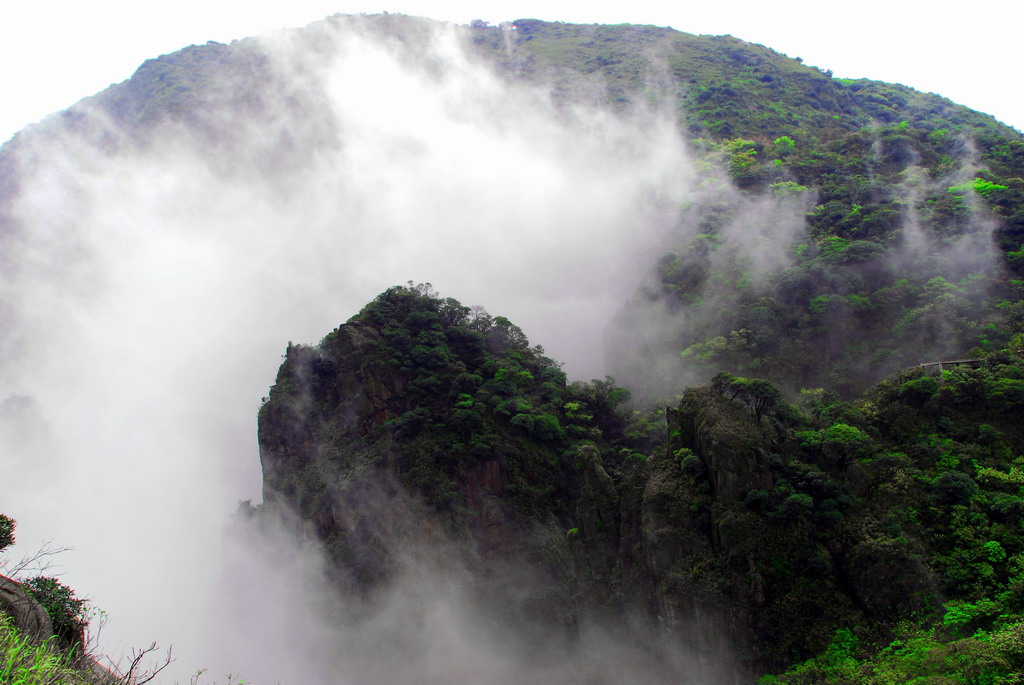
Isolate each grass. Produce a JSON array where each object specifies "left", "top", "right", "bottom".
[{"left": 0, "top": 613, "right": 93, "bottom": 685}]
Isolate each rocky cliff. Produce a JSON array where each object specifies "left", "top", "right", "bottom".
[
  {"left": 257, "top": 285, "right": 735, "bottom": 680},
  {"left": 256, "top": 286, "right": 1024, "bottom": 681}
]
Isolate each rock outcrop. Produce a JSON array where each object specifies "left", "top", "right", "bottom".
[
  {"left": 0, "top": 574, "right": 53, "bottom": 644},
  {"left": 0, "top": 574, "right": 118, "bottom": 685},
  {"left": 255, "top": 287, "right": 953, "bottom": 681}
]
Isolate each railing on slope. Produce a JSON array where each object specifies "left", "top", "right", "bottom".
[{"left": 919, "top": 359, "right": 984, "bottom": 374}]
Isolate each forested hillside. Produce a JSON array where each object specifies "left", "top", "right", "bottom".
[
  {"left": 6, "top": 16, "right": 1021, "bottom": 398},
  {"left": 471, "top": 19, "right": 1024, "bottom": 397},
  {"left": 259, "top": 284, "right": 1024, "bottom": 682},
  {"left": 2, "top": 13, "right": 1023, "bottom": 685}
]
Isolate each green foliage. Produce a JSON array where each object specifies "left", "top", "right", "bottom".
[
  {"left": 773, "top": 136, "right": 796, "bottom": 157},
  {"left": 948, "top": 177, "right": 1010, "bottom": 197},
  {"left": 40, "top": 16, "right": 1024, "bottom": 684},
  {"left": 237, "top": 19, "right": 1024, "bottom": 679},
  {"left": 768, "top": 181, "right": 809, "bottom": 197},
  {"left": 796, "top": 423, "right": 875, "bottom": 469},
  {"left": 943, "top": 597, "right": 1002, "bottom": 629},
  {"left": 727, "top": 139, "right": 762, "bottom": 178},
  {"left": 261, "top": 284, "right": 638, "bottom": 520},
  {"left": 898, "top": 376, "right": 939, "bottom": 409},
  {"left": 22, "top": 577, "right": 87, "bottom": 636},
  {"left": 819, "top": 236, "right": 849, "bottom": 258},
  {"left": 665, "top": 339, "right": 1024, "bottom": 677},
  {"left": 679, "top": 450, "right": 705, "bottom": 478},
  {"left": 639, "top": 73, "right": 1023, "bottom": 397},
  {"left": 482, "top": 20, "right": 1013, "bottom": 142},
  {"left": 774, "top": 493, "right": 814, "bottom": 522},
  {"left": 754, "top": 349, "right": 1024, "bottom": 677},
  {"left": 0, "top": 613, "right": 92, "bottom": 685},
  {"left": 532, "top": 414, "right": 564, "bottom": 441},
  {"left": 84, "top": 21, "right": 1024, "bottom": 405},
  {"left": 0, "top": 514, "right": 14, "bottom": 552},
  {"left": 711, "top": 372, "right": 787, "bottom": 422},
  {"left": 933, "top": 469, "right": 977, "bottom": 505},
  {"left": 770, "top": 620, "right": 1024, "bottom": 683},
  {"left": 983, "top": 540, "right": 1007, "bottom": 563}
]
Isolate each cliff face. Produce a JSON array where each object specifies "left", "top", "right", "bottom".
[
  {"left": 256, "top": 284, "right": 1024, "bottom": 679},
  {"left": 256, "top": 286, "right": 744, "bottom": 680},
  {"left": 249, "top": 286, "right": 880, "bottom": 671},
  {"left": 0, "top": 11, "right": 1021, "bottom": 683},
  {"left": 257, "top": 287, "right": 581, "bottom": 635}
]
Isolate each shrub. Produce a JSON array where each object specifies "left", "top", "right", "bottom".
[
  {"left": 943, "top": 597, "right": 1002, "bottom": 630},
  {"left": 797, "top": 423, "right": 875, "bottom": 469},
  {"left": 899, "top": 376, "right": 939, "bottom": 409},
  {"left": 510, "top": 413, "right": 535, "bottom": 433},
  {"left": 681, "top": 452, "right": 706, "bottom": 479},
  {"left": 989, "top": 492, "right": 1024, "bottom": 523},
  {"left": 744, "top": 488, "right": 769, "bottom": 511},
  {"left": 451, "top": 408, "right": 484, "bottom": 436},
  {"left": 532, "top": 414, "right": 564, "bottom": 441},
  {"left": 932, "top": 470, "right": 977, "bottom": 505},
  {"left": 773, "top": 493, "right": 814, "bottom": 523},
  {"left": 0, "top": 514, "right": 14, "bottom": 551},
  {"left": 22, "top": 577, "right": 87, "bottom": 636}
]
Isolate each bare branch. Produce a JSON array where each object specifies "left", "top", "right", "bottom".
[
  {"left": 83, "top": 606, "right": 110, "bottom": 655},
  {"left": 0, "top": 538, "right": 73, "bottom": 578},
  {"left": 105, "top": 642, "right": 174, "bottom": 685}
]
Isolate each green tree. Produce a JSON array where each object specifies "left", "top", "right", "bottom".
[
  {"left": 773, "top": 135, "right": 796, "bottom": 158},
  {"left": 22, "top": 577, "right": 87, "bottom": 639},
  {"left": 899, "top": 375, "right": 939, "bottom": 410},
  {"left": 797, "top": 423, "right": 875, "bottom": 470},
  {"left": 711, "top": 372, "right": 784, "bottom": 422},
  {"left": 0, "top": 514, "right": 14, "bottom": 551}
]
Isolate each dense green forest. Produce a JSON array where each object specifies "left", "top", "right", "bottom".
[
  {"left": 631, "top": 115, "right": 1024, "bottom": 397},
  {"left": 21, "top": 15, "right": 1020, "bottom": 401},
  {"left": 252, "top": 18, "right": 1024, "bottom": 683},
  {"left": 467, "top": 19, "right": 1024, "bottom": 398},
  {"left": 2, "top": 13, "right": 1023, "bottom": 685},
  {"left": 259, "top": 283, "right": 1024, "bottom": 682}
]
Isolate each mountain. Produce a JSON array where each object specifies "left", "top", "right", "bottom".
[
  {"left": 2, "top": 12, "right": 1024, "bottom": 685},
  {"left": 256, "top": 284, "right": 1024, "bottom": 682},
  {"left": 4, "top": 16, "right": 1021, "bottom": 396}
]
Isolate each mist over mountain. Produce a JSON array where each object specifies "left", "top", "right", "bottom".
[{"left": 1, "top": 13, "right": 1023, "bottom": 684}]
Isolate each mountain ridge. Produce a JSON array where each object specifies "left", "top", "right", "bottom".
[
  {"left": 255, "top": 283, "right": 1024, "bottom": 681},
  {"left": 2, "top": 12, "right": 1024, "bottom": 684}
]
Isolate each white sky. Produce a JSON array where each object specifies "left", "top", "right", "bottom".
[{"left": 1, "top": 0, "right": 1021, "bottom": 144}]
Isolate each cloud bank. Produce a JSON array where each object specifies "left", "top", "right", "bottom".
[{"left": 0, "top": 16, "right": 696, "bottom": 682}]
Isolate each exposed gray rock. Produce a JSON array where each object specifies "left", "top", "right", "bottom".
[{"left": 0, "top": 573, "right": 53, "bottom": 644}]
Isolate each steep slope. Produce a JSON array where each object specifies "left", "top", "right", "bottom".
[
  {"left": 3, "top": 15, "right": 1021, "bottom": 398},
  {"left": 3, "top": 12, "right": 1024, "bottom": 683},
  {"left": 4, "top": 14, "right": 1018, "bottom": 212},
  {"left": 474, "top": 20, "right": 1024, "bottom": 398},
  {"left": 258, "top": 287, "right": 1024, "bottom": 680},
  {"left": 257, "top": 285, "right": 761, "bottom": 680},
  {"left": 255, "top": 284, "right": 725, "bottom": 682},
  {"left": 0, "top": 519, "right": 118, "bottom": 685},
  {"left": 257, "top": 285, "right": 621, "bottom": 614},
  {"left": 611, "top": 107, "right": 1024, "bottom": 398},
  {"left": 471, "top": 19, "right": 1017, "bottom": 140},
  {"left": 62, "top": 17, "right": 1024, "bottom": 144}
]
